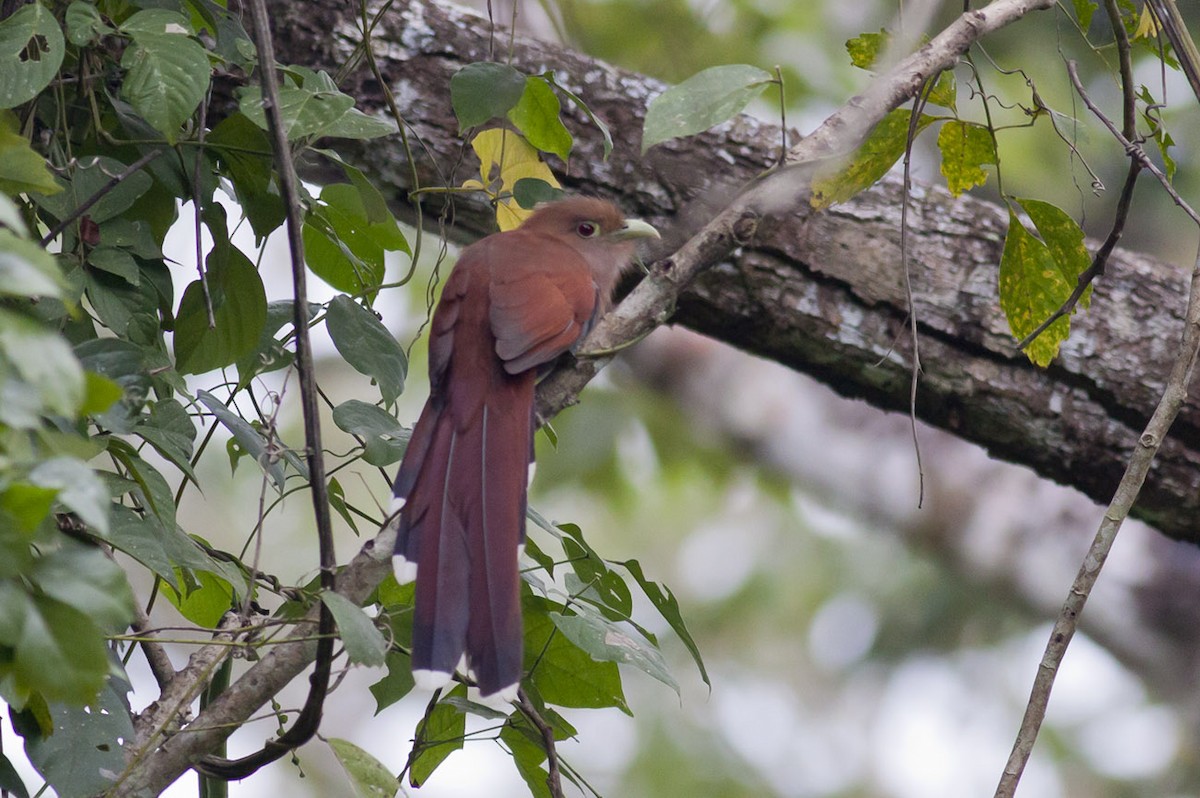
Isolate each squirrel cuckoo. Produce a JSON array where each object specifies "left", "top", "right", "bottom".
[{"left": 390, "top": 197, "right": 659, "bottom": 700}]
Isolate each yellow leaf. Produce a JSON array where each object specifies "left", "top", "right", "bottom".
[
  {"left": 463, "top": 128, "right": 561, "bottom": 230},
  {"left": 1133, "top": 5, "right": 1160, "bottom": 38}
]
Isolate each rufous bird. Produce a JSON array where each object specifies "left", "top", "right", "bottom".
[{"left": 390, "top": 197, "right": 659, "bottom": 700}]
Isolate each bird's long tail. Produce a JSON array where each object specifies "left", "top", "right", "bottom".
[{"left": 391, "top": 374, "right": 533, "bottom": 699}]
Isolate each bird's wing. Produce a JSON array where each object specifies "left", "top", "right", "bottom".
[{"left": 486, "top": 235, "right": 598, "bottom": 375}]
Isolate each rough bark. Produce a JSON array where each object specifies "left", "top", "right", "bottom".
[{"left": 266, "top": 0, "right": 1200, "bottom": 543}]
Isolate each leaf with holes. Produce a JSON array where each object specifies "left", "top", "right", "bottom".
[{"left": 0, "top": 2, "right": 65, "bottom": 109}]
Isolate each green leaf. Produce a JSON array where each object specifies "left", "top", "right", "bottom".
[
  {"left": 0, "top": 2, "right": 65, "bottom": 109},
  {"left": 450, "top": 62, "right": 528, "bottom": 130},
  {"left": 120, "top": 19, "right": 210, "bottom": 143},
  {"left": 0, "top": 483, "right": 57, "bottom": 535},
  {"left": 508, "top": 77, "right": 573, "bottom": 162},
  {"left": 499, "top": 723, "right": 552, "bottom": 798},
  {"left": 88, "top": 246, "right": 140, "bottom": 285},
  {"left": 34, "top": 155, "right": 152, "bottom": 224},
  {"left": 104, "top": 505, "right": 179, "bottom": 590},
  {"left": 846, "top": 30, "right": 887, "bottom": 70},
  {"left": 0, "top": 229, "right": 65, "bottom": 299},
  {"left": 1074, "top": 0, "right": 1097, "bottom": 30},
  {"left": 161, "top": 568, "right": 234, "bottom": 627},
  {"left": 302, "top": 183, "right": 406, "bottom": 295},
  {"left": 326, "top": 295, "right": 407, "bottom": 403},
  {"left": 29, "top": 456, "right": 108, "bottom": 533},
  {"left": 937, "top": 120, "right": 995, "bottom": 196},
  {"left": 185, "top": 0, "right": 255, "bottom": 67},
  {"left": 328, "top": 476, "right": 360, "bottom": 535},
  {"left": 558, "top": 523, "right": 632, "bottom": 618},
  {"left": 208, "top": 112, "right": 284, "bottom": 241},
  {"left": 331, "top": 399, "right": 408, "bottom": 466},
  {"left": 0, "top": 753, "right": 29, "bottom": 798},
  {"left": 328, "top": 738, "right": 400, "bottom": 798},
  {"left": 999, "top": 202, "right": 1091, "bottom": 367},
  {"left": 29, "top": 541, "right": 135, "bottom": 633},
  {"left": 369, "top": 650, "right": 415, "bottom": 713},
  {"left": 239, "top": 69, "right": 396, "bottom": 141},
  {"left": 196, "top": 388, "right": 304, "bottom": 488},
  {"left": 120, "top": 8, "right": 195, "bottom": 36},
  {"left": 80, "top": 371, "right": 123, "bottom": 416},
  {"left": 0, "top": 110, "right": 60, "bottom": 196},
  {"left": 107, "top": 437, "right": 178, "bottom": 532},
  {"left": 65, "top": 1, "right": 112, "bottom": 46},
  {"left": 0, "top": 308, "right": 84, "bottom": 418},
  {"left": 617, "top": 558, "right": 709, "bottom": 687},
  {"left": 408, "top": 696, "right": 465, "bottom": 787},
  {"left": 810, "top": 108, "right": 934, "bottom": 209},
  {"left": 0, "top": 193, "right": 28, "bottom": 233},
  {"left": 75, "top": 337, "right": 150, "bottom": 432},
  {"left": 321, "top": 591, "right": 388, "bottom": 667},
  {"left": 23, "top": 679, "right": 133, "bottom": 796},
  {"left": 174, "top": 211, "right": 267, "bottom": 374},
  {"left": 927, "top": 69, "right": 956, "bottom": 110},
  {"left": 512, "top": 177, "right": 565, "bottom": 210},
  {"left": 524, "top": 597, "right": 628, "bottom": 713},
  {"left": 551, "top": 611, "right": 678, "bottom": 695},
  {"left": 134, "top": 398, "right": 198, "bottom": 481},
  {"left": 14, "top": 594, "right": 109, "bottom": 704},
  {"left": 642, "top": 64, "right": 773, "bottom": 153}
]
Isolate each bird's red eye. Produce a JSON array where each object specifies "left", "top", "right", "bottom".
[{"left": 576, "top": 221, "right": 599, "bottom": 238}]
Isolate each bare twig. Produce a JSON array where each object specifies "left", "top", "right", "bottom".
[
  {"left": 996, "top": 243, "right": 1200, "bottom": 796},
  {"left": 39, "top": 149, "right": 164, "bottom": 247},
  {"left": 1065, "top": 61, "right": 1200, "bottom": 225},
  {"left": 516, "top": 689, "right": 564, "bottom": 798},
  {"left": 130, "top": 606, "right": 176, "bottom": 692}
]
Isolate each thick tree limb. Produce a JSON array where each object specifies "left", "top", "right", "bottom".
[{"left": 265, "top": 0, "right": 1200, "bottom": 544}]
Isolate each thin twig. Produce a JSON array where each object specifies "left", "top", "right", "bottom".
[
  {"left": 898, "top": 78, "right": 936, "bottom": 508},
  {"left": 1065, "top": 61, "right": 1200, "bottom": 224},
  {"left": 192, "top": 86, "right": 216, "bottom": 328},
  {"left": 996, "top": 243, "right": 1200, "bottom": 796},
  {"left": 39, "top": 149, "right": 164, "bottom": 247},
  {"left": 996, "top": 5, "right": 1200, "bottom": 790},
  {"left": 194, "top": 0, "right": 339, "bottom": 778},
  {"left": 130, "top": 606, "right": 176, "bottom": 691},
  {"left": 1016, "top": 0, "right": 1140, "bottom": 351},
  {"left": 516, "top": 689, "right": 564, "bottom": 798}
]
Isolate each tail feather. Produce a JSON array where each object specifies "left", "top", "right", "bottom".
[
  {"left": 394, "top": 372, "right": 533, "bottom": 697},
  {"left": 466, "top": 379, "right": 533, "bottom": 696}
]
